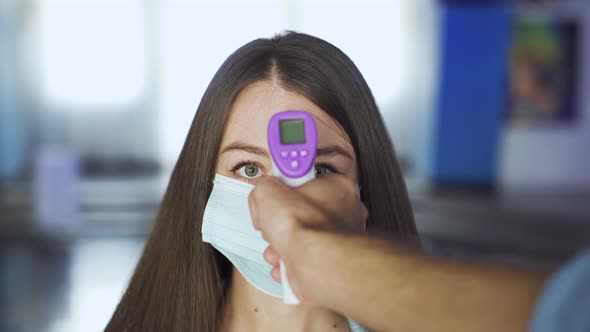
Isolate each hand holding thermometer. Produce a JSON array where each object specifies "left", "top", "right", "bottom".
[{"left": 268, "top": 110, "right": 317, "bottom": 304}]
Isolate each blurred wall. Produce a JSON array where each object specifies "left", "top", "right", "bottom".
[
  {"left": 1, "top": 0, "right": 588, "bottom": 192},
  {"left": 500, "top": 3, "right": 590, "bottom": 191},
  {"left": 412, "top": 0, "right": 590, "bottom": 192}
]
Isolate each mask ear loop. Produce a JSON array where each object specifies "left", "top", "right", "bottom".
[{"left": 357, "top": 185, "right": 367, "bottom": 231}]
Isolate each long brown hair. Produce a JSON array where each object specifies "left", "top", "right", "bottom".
[{"left": 105, "top": 31, "right": 416, "bottom": 332}]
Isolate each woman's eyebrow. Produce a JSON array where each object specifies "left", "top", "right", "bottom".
[
  {"left": 221, "top": 142, "right": 353, "bottom": 160},
  {"left": 317, "top": 146, "right": 354, "bottom": 160},
  {"left": 220, "top": 142, "right": 269, "bottom": 157}
]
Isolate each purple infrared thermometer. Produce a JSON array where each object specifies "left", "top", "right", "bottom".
[{"left": 268, "top": 110, "right": 317, "bottom": 304}]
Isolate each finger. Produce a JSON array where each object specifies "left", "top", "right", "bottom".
[
  {"left": 263, "top": 245, "right": 281, "bottom": 266},
  {"left": 248, "top": 176, "right": 289, "bottom": 231},
  {"left": 249, "top": 176, "right": 308, "bottom": 245},
  {"left": 361, "top": 202, "right": 369, "bottom": 227},
  {"left": 299, "top": 175, "right": 357, "bottom": 214},
  {"left": 271, "top": 264, "right": 281, "bottom": 282},
  {"left": 297, "top": 175, "right": 363, "bottom": 229},
  {"left": 297, "top": 175, "right": 358, "bottom": 213}
]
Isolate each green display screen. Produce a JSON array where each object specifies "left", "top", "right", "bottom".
[{"left": 279, "top": 119, "right": 306, "bottom": 144}]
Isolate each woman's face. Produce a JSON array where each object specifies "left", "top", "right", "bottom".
[{"left": 216, "top": 80, "right": 358, "bottom": 185}]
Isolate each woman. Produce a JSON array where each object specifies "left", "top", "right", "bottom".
[{"left": 106, "top": 31, "right": 416, "bottom": 331}]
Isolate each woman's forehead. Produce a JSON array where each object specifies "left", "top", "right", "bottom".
[{"left": 220, "top": 81, "right": 354, "bottom": 153}]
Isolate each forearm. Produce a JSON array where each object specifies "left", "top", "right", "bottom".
[{"left": 298, "top": 231, "right": 550, "bottom": 332}]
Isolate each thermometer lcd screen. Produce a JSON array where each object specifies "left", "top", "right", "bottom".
[{"left": 279, "top": 119, "right": 306, "bottom": 144}]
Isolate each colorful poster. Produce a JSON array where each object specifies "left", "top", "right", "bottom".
[{"left": 508, "top": 16, "right": 579, "bottom": 125}]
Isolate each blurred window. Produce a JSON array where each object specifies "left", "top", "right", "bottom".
[{"left": 39, "top": 0, "right": 147, "bottom": 108}]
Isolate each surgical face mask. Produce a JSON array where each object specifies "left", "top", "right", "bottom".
[
  {"left": 202, "top": 174, "right": 281, "bottom": 297},
  {"left": 201, "top": 174, "right": 367, "bottom": 331}
]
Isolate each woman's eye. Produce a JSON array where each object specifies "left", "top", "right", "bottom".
[
  {"left": 315, "top": 164, "right": 335, "bottom": 177},
  {"left": 237, "top": 163, "right": 262, "bottom": 178}
]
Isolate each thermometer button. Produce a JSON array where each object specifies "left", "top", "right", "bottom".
[
  {"left": 290, "top": 160, "right": 299, "bottom": 169},
  {"left": 290, "top": 150, "right": 298, "bottom": 158},
  {"left": 300, "top": 150, "right": 308, "bottom": 157},
  {"left": 281, "top": 151, "right": 289, "bottom": 158}
]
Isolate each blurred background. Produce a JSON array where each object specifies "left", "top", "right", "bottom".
[{"left": 1, "top": 0, "right": 589, "bottom": 331}]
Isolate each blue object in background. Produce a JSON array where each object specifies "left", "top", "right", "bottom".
[
  {"left": 33, "top": 147, "right": 81, "bottom": 234},
  {"left": 0, "top": 13, "right": 24, "bottom": 179},
  {"left": 529, "top": 248, "right": 590, "bottom": 332},
  {"left": 424, "top": 3, "right": 512, "bottom": 188}
]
